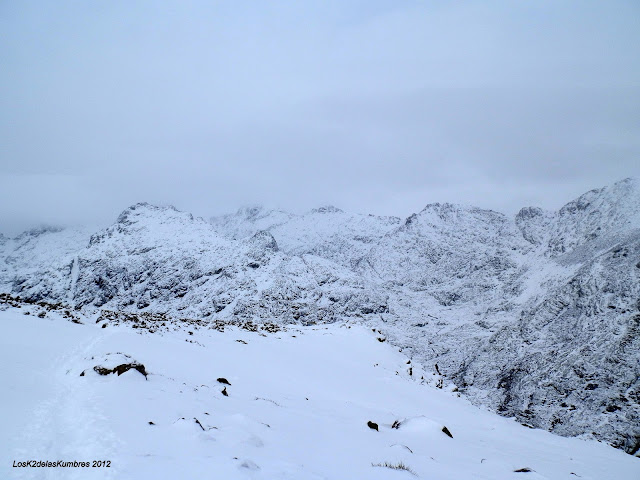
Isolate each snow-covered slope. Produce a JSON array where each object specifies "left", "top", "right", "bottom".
[
  {"left": 7, "top": 203, "right": 389, "bottom": 324},
  {"left": 212, "top": 205, "right": 401, "bottom": 269},
  {"left": 1, "top": 225, "right": 92, "bottom": 300},
  {"left": 547, "top": 177, "right": 640, "bottom": 256},
  {"left": 361, "top": 203, "right": 528, "bottom": 305},
  {"left": 2, "top": 307, "right": 638, "bottom": 479},
  {"left": 1, "top": 178, "right": 639, "bottom": 457}
]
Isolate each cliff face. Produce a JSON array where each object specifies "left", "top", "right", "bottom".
[{"left": 2, "top": 179, "right": 639, "bottom": 455}]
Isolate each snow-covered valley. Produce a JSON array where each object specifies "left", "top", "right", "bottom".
[
  {"left": 1, "top": 177, "right": 640, "bottom": 476},
  {"left": 2, "top": 306, "right": 638, "bottom": 480}
]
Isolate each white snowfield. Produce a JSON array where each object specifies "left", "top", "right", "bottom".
[{"left": 1, "top": 308, "right": 638, "bottom": 480}]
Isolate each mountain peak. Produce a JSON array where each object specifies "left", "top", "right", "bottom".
[
  {"left": 547, "top": 177, "right": 640, "bottom": 254},
  {"left": 236, "top": 205, "right": 266, "bottom": 219},
  {"left": 246, "top": 230, "right": 279, "bottom": 252},
  {"left": 15, "top": 225, "right": 65, "bottom": 241},
  {"left": 418, "top": 202, "right": 501, "bottom": 215},
  {"left": 414, "top": 202, "right": 507, "bottom": 227},
  {"left": 87, "top": 203, "right": 207, "bottom": 248},
  {"left": 117, "top": 202, "right": 180, "bottom": 221},
  {"left": 613, "top": 176, "right": 640, "bottom": 188},
  {"left": 559, "top": 177, "right": 640, "bottom": 216},
  {"left": 114, "top": 203, "right": 192, "bottom": 227},
  {"left": 310, "top": 205, "right": 344, "bottom": 214}
]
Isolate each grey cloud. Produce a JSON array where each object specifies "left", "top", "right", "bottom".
[{"left": 1, "top": 0, "right": 639, "bottom": 234}]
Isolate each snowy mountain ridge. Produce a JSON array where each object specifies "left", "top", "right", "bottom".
[{"left": 1, "top": 178, "right": 639, "bottom": 456}]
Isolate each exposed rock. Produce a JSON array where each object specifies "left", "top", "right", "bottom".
[{"left": 93, "top": 362, "right": 148, "bottom": 379}]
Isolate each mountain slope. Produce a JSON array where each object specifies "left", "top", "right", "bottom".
[{"left": 211, "top": 205, "right": 401, "bottom": 269}]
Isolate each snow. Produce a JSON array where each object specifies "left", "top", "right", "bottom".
[
  {"left": 2, "top": 308, "right": 638, "bottom": 479},
  {"left": 2, "top": 177, "right": 640, "bottom": 455}
]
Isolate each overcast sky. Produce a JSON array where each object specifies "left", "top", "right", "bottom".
[{"left": 1, "top": 0, "right": 639, "bottom": 234}]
